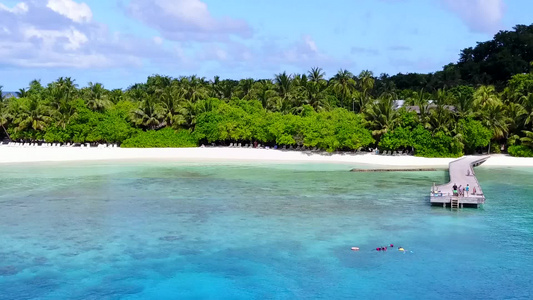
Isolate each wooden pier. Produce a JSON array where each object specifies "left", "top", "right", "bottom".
[{"left": 430, "top": 156, "right": 489, "bottom": 208}]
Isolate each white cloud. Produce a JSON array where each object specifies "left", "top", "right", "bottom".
[
  {"left": 0, "top": 1, "right": 183, "bottom": 70},
  {"left": 23, "top": 26, "right": 88, "bottom": 50},
  {"left": 128, "top": 0, "right": 252, "bottom": 41},
  {"left": 0, "top": 2, "right": 29, "bottom": 14},
  {"left": 153, "top": 36, "right": 163, "bottom": 45},
  {"left": 303, "top": 35, "right": 318, "bottom": 53},
  {"left": 441, "top": 0, "right": 505, "bottom": 34},
  {"left": 46, "top": 0, "right": 92, "bottom": 23}
]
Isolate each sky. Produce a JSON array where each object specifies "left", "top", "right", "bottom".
[{"left": 0, "top": 0, "right": 531, "bottom": 90}]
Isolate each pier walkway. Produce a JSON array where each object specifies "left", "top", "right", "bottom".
[{"left": 430, "top": 156, "right": 490, "bottom": 208}]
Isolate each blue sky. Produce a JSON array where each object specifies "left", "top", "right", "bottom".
[{"left": 0, "top": 0, "right": 531, "bottom": 90}]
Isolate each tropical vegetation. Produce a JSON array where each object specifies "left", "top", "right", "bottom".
[{"left": 1, "top": 24, "right": 533, "bottom": 157}]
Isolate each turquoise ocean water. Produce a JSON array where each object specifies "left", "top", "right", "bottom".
[{"left": 0, "top": 161, "right": 532, "bottom": 299}]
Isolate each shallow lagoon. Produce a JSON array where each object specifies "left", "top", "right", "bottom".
[{"left": 0, "top": 162, "right": 532, "bottom": 299}]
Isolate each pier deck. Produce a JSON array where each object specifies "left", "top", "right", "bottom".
[{"left": 430, "top": 156, "right": 489, "bottom": 208}]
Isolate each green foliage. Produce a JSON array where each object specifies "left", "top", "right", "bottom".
[
  {"left": 379, "top": 127, "right": 412, "bottom": 150},
  {"left": 456, "top": 119, "right": 492, "bottom": 154},
  {"left": 411, "top": 126, "right": 462, "bottom": 158},
  {"left": 268, "top": 113, "right": 302, "bottom": 146},
  {"left": 301, "top": 108, "right": 373, "bottom": 152},
  {"left": 43, "top": 106, "right": 138, "bottom": 143},
  {"left": 457, "top": 24, "right": 533, "bottom": 87},
  {"left": 121, "top": 128, "right": 198, "bottom": 148},
  {"left": 4, "top": 25, "right": 533, "bottom": 157},
  {"left": 508, "top": 145, "right": 533, "bottom": 157}
]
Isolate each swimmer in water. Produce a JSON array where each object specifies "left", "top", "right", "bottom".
[{"left": 398, "top": 247, "right": 405, "bottom": 251}]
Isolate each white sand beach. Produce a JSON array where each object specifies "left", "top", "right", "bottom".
[{"left": 1, "top": 145, "right": 532, "bottom": 167}]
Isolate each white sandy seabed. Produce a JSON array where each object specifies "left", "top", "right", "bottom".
[{"left": 1, "top": 146, "right": 532, "bottom": 168}]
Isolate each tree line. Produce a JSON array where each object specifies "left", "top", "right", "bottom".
[{"left": 0, "top": 24, "right": 532, "bottom": 157}]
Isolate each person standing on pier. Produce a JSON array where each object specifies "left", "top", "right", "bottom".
[
  {"left": 465, "top": 184, "right": 470, "bottom": 197},
  {"left": 453, "top": 183, "right": 458, "bottom": 196}
]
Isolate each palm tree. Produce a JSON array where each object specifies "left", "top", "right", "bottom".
[
  {"left": 302, "top": 81, "right": 327, "bottom": 111},
  {"left": 364, "top": 94, "right": 399, "bottom": 138},
  {"left": 47, "top": 77, "right": 78, "bottom": 112},
  {"left": 452, "top": 89, "right": 474, "bottom": 118},
  {"left": 146, "top": 75, "right": 172, "bottom": 94},
  {"left": 159, "top": 83, "right": 184, "bottom": 126},
  {"left": 28, "top": 80, "right": 44, "bottom": 96},
  {"left": 174, "top": 99, "right": 198, "bottom": 129},
  {"left": 434, "top": 88, "right": 452, "bottom": 105},
  {"left": 16, "top": 88, "right": 29, "bottom": 98},
  {"left": 505, "top": 102, "right": 527, "bottom": 136},
  {"left": 478, "top": 101, "right": 511, "bottom": 153},
  {"left": 109, "top": 89, "right": 124, "bottom": 104},
  {"left": 473, "top": 85, "right": 499, "bottom": 110},
  {"left": 330, "top": 69, "right": 355, "bottom": 109},
  {"left": 15, "top": 97, "right": 51, "bottom": 133},
  {"left": 406, "top": 89, "right": 431, "bottom": 128},
  {"left": 355, "top": 70, "right": 375, "bottom": 113},
  {"left": 252, "top": 80, "right": 276, "bottom": 109},
  {"left": 85, "top": 82, "right": 112, "bottom": 112},
  {"left": 481, "top": 102, "right": 510, "bottom": 140},
  {"left": 519, "top": 93, "right": 533, "bottom": 127},
  {"left": 53, "top": 97, "right": 78, "bottom": 129},
  {"left": 427, "top": 104, "right": 455, "bottom": 135},
  {"left": 181, "top": 75, "right": 208, "bottom": 102},
  {"left": 358, "top": 70, "right": 374, "bottom": 91},
  {"left": 220, "top": 80, "right": 239, "bottom": 100},
  {"left": 274, "top": 72, "right": 293, "bottom": 100},
  {"left": 269, "top": 97, "right": 293, "bottom": 114},
  {"left": 520, "top": 130, "right": 533, "bottom": 149},
  {"left": 0, "top": 102, "right": 12, "bottom": 140},
  {"left": 131, "top": 96, "right": 165, "bottom": 130},
  {"left": 308, "top": 67, "right": 326, "bottom": 84},
  {"left": 237, "top": 78, "right": 255, "bottom": 100}
]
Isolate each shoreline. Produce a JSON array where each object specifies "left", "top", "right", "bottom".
[{"left": 1, "top": 146, "right": 533, "bottom": 167}]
